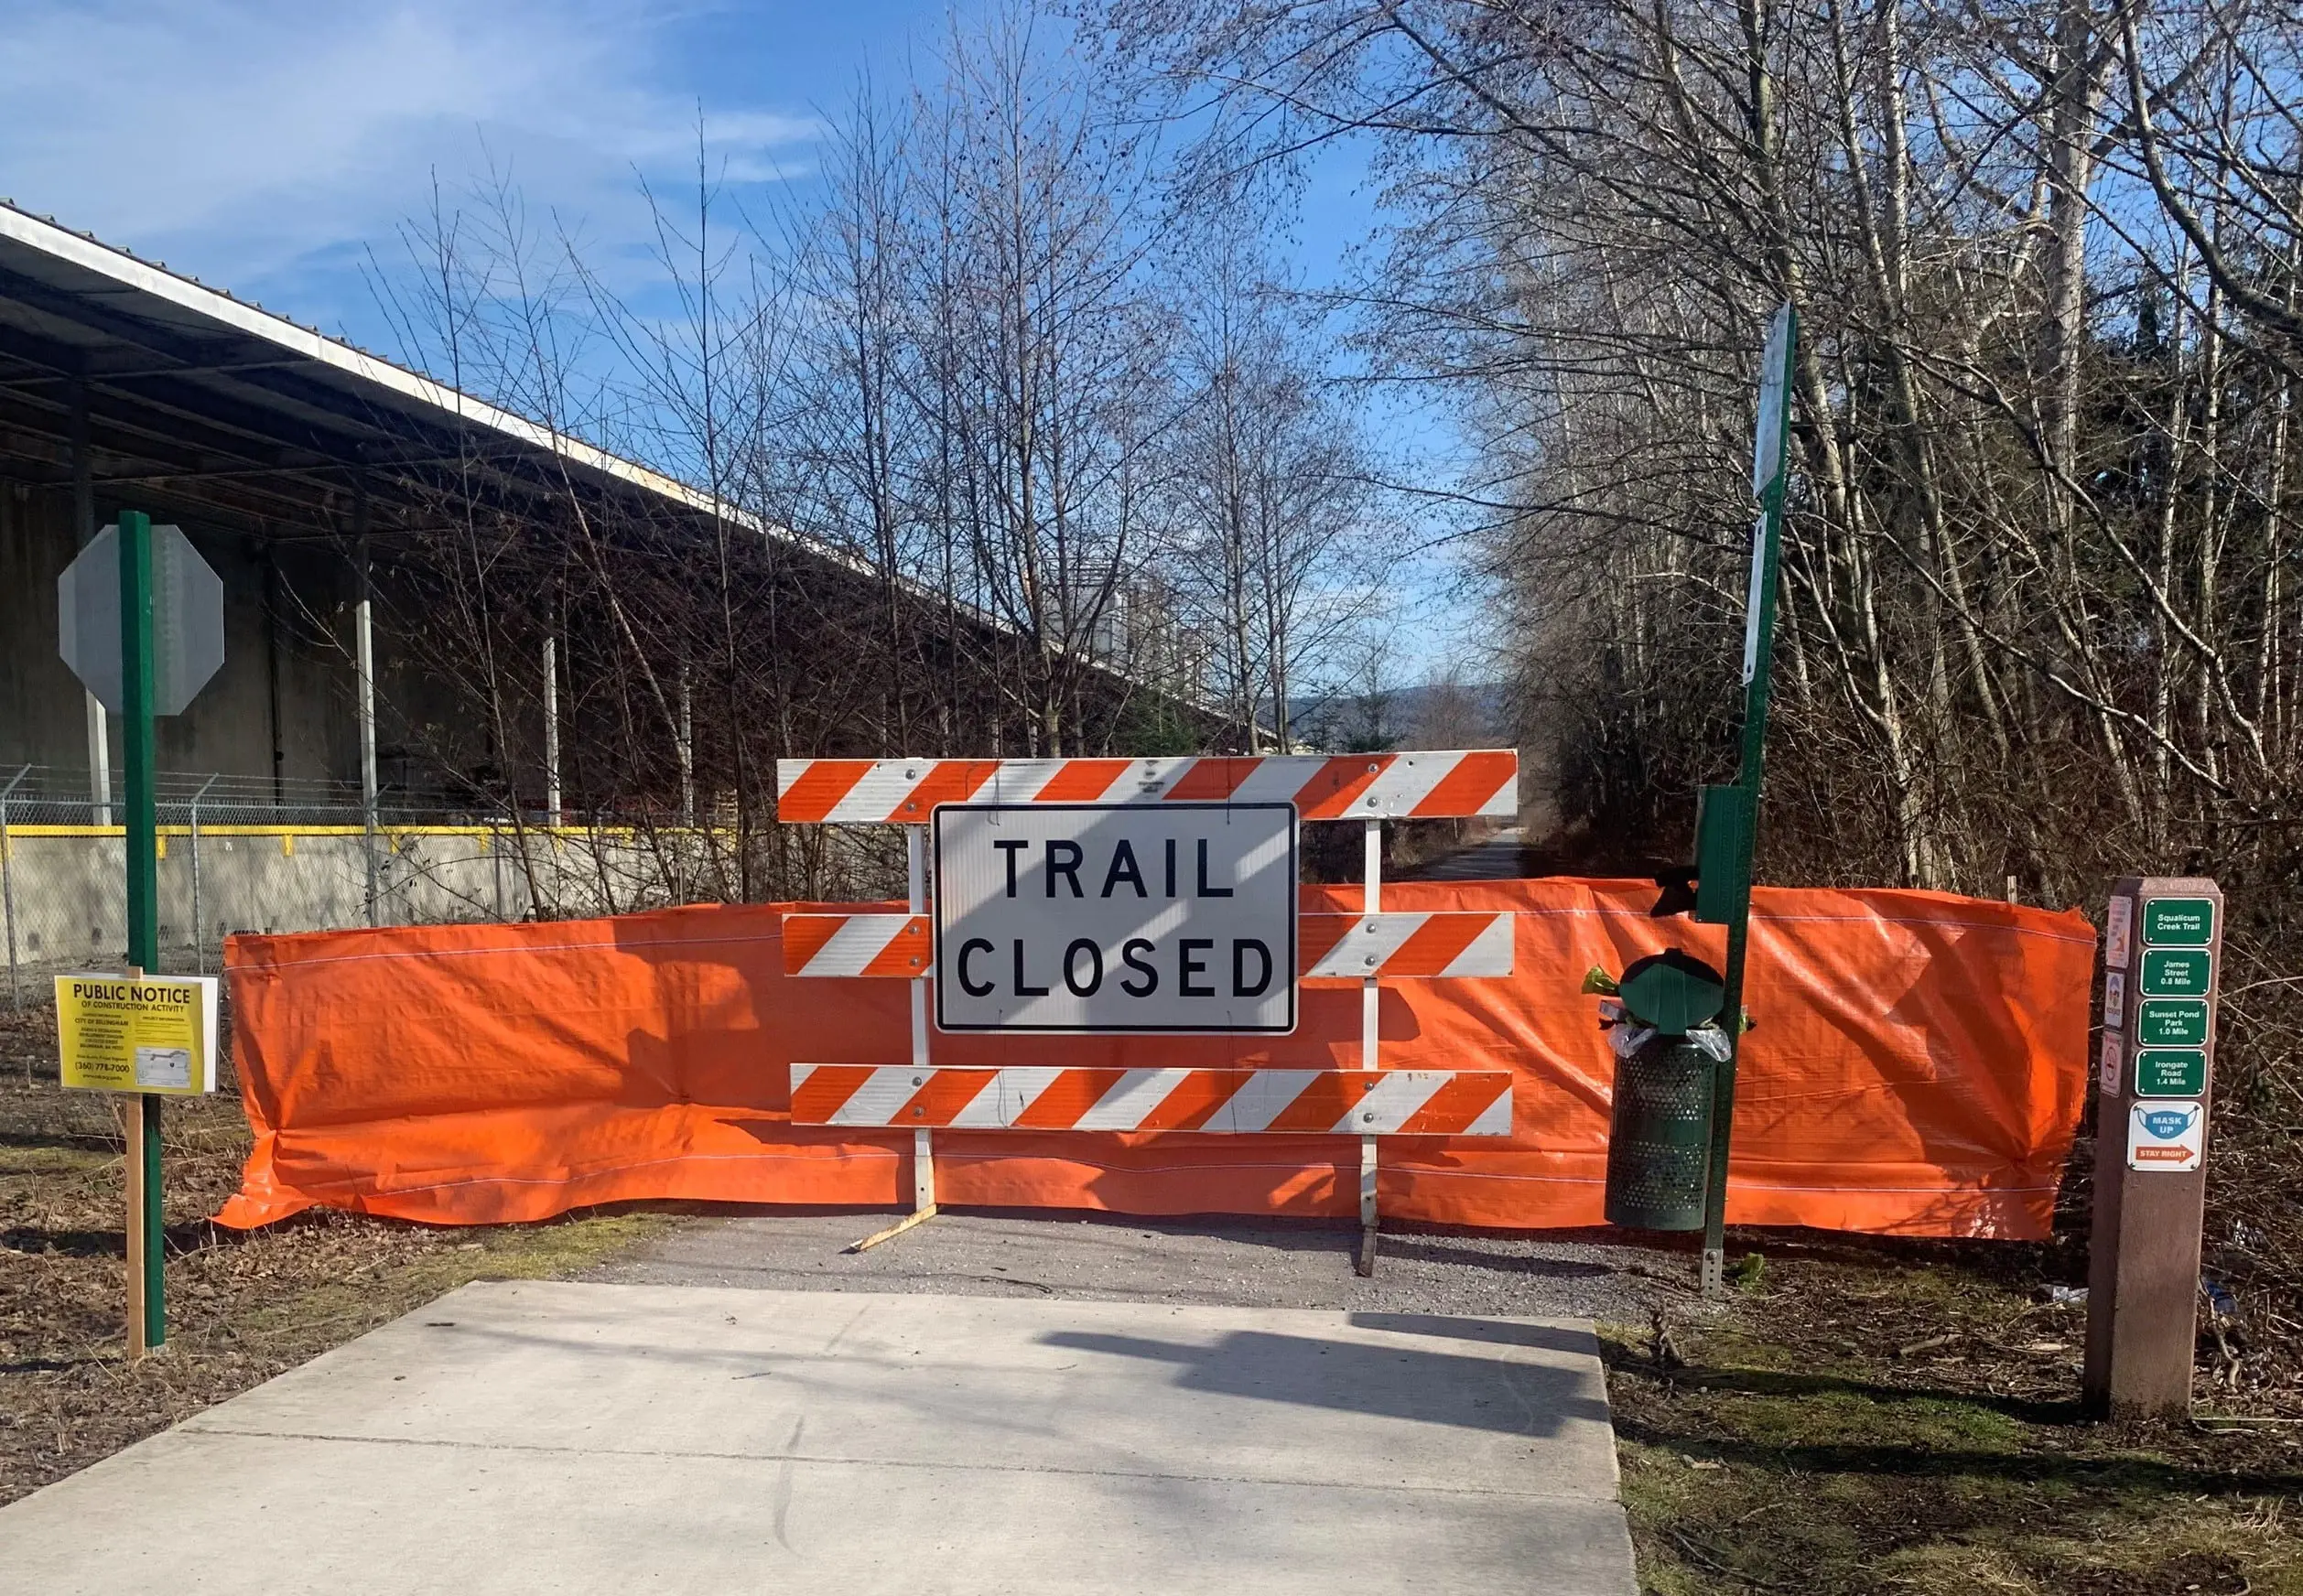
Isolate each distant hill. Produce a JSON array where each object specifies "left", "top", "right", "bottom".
[{"left": 1291, "top": 680, "right": 1510, "bottom": 751}]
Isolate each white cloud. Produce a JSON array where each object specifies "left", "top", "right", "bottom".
[{"left": 0, "top": 1, "right": 816, "bottom": 320}]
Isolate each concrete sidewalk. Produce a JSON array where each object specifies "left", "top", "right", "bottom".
[{"left": 2, "top": 1281, "right": 1637, "bottom": 1594}]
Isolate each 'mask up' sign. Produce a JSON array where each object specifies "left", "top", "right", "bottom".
[{"left": 2126, "top": 1099, "right": 2204, "bottom": 1173}]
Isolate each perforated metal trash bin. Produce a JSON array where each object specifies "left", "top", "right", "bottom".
[{"left": 1604, "top": 1034, "right": 1717, "bottom": 1231}]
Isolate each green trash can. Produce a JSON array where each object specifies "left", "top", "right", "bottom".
[{"left": 1604, "top": 1033, "right": 1717, "bottom": 1231}]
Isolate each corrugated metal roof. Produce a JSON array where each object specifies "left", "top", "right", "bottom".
[
  {"left": 0, "top": 199, "right": 849, "bottom": 563},
  {"left": 0, "top": 200, "right": 1209, "bottom": 716}
]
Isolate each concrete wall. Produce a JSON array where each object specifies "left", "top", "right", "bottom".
[{"left": 0, "top": 827, "right": 709, "bottom": 992}]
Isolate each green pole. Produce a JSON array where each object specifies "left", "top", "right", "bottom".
[
  {"left": 118, "top": 508, "right": 165, "bottom": 1349},
  {"left": 1701, "top": 307, "right": 1796, "bottom": 1296}
]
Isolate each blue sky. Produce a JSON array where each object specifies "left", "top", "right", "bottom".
[
  {"left": 0, "top": 1, "right": 864, "bottom": 338},
  {"left": 0, "top": 0, "right": 1403, "bottom": 353},
  {"left": 0, "top": 0, "right": 1475, "bottom": 683}
]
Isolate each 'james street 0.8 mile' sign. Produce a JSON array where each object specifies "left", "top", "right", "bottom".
[{"left": 933, "top": 802, "right": 1297, "bottom": 1032}]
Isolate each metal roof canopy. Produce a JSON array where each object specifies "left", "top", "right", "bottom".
[
  {"left": 0, "top": 200, "right": 836, "bottom": 560},
  {"left": 0, "top": 200, "right": 1218, "bottom": 729}
]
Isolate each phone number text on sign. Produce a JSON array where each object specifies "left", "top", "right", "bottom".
[{"left": 933, "top": 802, "right": 1297, "bottom": 1033}]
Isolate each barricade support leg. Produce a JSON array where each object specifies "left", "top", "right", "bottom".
[
  {"left": 1356, "top": 1134, "right": 1379, "bottom": 1278},
  {"left": 1357, "top": 817, "right": 1382, "bottom": 1278},
  {"left": 849, "top": 1128, "right": 938, "bottom": 1253},
  {"left": 849, "top": 828, "right": 939, "bottom": 1256}
]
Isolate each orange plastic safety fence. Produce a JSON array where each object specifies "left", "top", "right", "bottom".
[{"left": 215, "top": 880, "right": 2094, "bottom": 1238}]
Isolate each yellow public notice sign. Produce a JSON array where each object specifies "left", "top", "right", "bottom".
[{"left": 53, "top": 974, "right": 219, "bottom": 1095}]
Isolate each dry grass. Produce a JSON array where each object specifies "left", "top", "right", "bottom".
[{"left": 1614, "top": 1235, "right": 2303, "bottom": 1594}]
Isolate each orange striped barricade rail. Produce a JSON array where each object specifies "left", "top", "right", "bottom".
[
  {"left": 775, "top": 751, "right": 1519, "bottom": 824},
  {"left": 784, "top": 911, "right": 1513, "bottom": 982},
  {"left": 773, "top": 751, "right": 1520, "bottom": 1265},
  {"left": 790, "top": 1066, "right": 1514, "bottom": 1136}
]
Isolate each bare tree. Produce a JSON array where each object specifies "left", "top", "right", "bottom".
[
  {"left": 1164, "top": 212, "right": 1389, "bottom": 749},
  {"left": 1099, "top": 0, "right": 2303, "bottom": 1325}
]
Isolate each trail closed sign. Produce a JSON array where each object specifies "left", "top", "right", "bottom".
[{"left": 934, "top": 802, "right": 1297, "bottom": 1033}]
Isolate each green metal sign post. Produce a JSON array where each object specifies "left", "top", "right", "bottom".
[
  {"left": 1700, "top": 306, "right": 1797, "bottom": 1297},
  {"left": 119, "top": 509, "right": 166, "bottom": 1352},
  {"left": 56, "top": 508, "right": 222, "bottom": 1357}
]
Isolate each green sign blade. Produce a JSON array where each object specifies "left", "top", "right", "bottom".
[
  {"left": 1751, "top": 304, "right": 1792, "bottom": 493},
  {"left": 2139, "top": 947, "right": 2213, "bottom": 998},
  {"left": 2134, "top": 1049, "right": 2207, "bottom": 1097},
  {"left": 2137, "top": 998, "right": 2210, "bottom": 1048},
  {"left": 2142, "top": 897, "right": 2215, "bottom": 946}
]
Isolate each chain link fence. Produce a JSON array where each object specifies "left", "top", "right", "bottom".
[{"left": 0, "top": 765, "right": 765, "bottom": 1007}]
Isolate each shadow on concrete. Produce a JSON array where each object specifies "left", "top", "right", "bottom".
[
  {"left": 1040, "top": 1326, "right": 1605, "bottom": 1437},
  {"left": 1346, "top": 1311, "right": 1594, "bottom": 1350}
]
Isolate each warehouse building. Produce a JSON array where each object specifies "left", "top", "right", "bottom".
[{"left": 0, "top": 202, "right": 1203, "bottom": 977}]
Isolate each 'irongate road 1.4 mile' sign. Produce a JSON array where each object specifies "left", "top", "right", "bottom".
[{"left": 933, "top": 802, "right": 1297, "bottom": 1033}]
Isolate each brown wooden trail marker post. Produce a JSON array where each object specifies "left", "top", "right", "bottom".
[{"left": 2084, "top": 877, "right": 2222, "bottom": 1418}]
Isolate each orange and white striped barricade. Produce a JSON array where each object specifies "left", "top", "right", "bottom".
[
  {"left": 774, "top": 750, "right": 1519, "bottom": 1265},
  {"left": 775, "top": 751, "right": 1518, "bottom": 824},
  {"left": 789, "top": 1065, "right": 1513, "bottom": 1135}
]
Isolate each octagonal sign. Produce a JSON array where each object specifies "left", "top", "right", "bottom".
[{"left": 59, "top": 523, "right": 224, "bottom": 717}]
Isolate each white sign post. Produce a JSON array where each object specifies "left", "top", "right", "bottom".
[{"left": 933, "top": 802, "right": 1298, "bottom": 1033}]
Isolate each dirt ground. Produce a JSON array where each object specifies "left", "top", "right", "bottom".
[
  {"left": 587, "top": 1204, "right": 1676, "bottom": 1321},
  {"left": 7, "top": 989, "right": 2303, "bottom": 1591}
]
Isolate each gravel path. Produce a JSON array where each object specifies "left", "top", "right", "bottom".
[
  {"left": 1396, "top": 825, "right": 1529, "bottom": 880},
  {"left": 589, "top": 1210, "right": 1691, "bottom": 1325}
]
